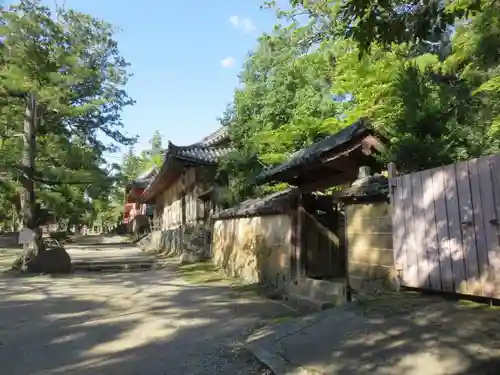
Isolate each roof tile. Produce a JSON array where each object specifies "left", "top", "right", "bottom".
[
  {"left": 256, "top": 119, "right": 369, "bottom": 183},
  {"left": 212, "top": 189, "right": 295, "bottom": 220},
  {"left": 168, "top": 144, "right": 233, "bottom": 164}
]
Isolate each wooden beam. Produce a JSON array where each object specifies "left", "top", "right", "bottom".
[
  {"left": 363, "top": 134, "right": 385, "bottom": 152},
  {"left": 296, "top": 192, "right": 304, "bottom": 278},
  {"left": 297, "top": 169, "right": 358, "bottom": 192},
  {"left": 299, "top": 206, "right": 340, "bottom": 247}
]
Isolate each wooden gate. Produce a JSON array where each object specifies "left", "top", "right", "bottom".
[
  {"left": 300, "top": 194, "right": 345, "bottom": 280},
  {"left": 390, "top": 154, "right": 500, "bottom": 297}
]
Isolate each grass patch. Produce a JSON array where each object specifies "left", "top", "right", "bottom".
[
  {"left": 176, "top": 261, "right": 285, "bottom": 304},
  {"left": 267, "top": 315, "right": 294, "bottom": 325},
  {"left": 457, "top": 299, "right": 500, "bottom": 311},
  {"left": 226, "top": 283, "right": 264, "bottom": 299},
  {"left": 353, "top": 291, "right": 441, "bottom": 316},
  {"left": 177, "top": 261, "right": 229, "bottom": 284}
]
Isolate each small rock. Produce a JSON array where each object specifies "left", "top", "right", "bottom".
[{"left": 27, "top": 247, "right": 72, "bottom": 274}]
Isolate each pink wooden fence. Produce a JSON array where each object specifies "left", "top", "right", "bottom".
[{"left": 390, "top": 154, "right": 500, "bottom": 298}]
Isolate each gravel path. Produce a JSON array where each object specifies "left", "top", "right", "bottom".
[{"left": 0, "top": 261, "right": 294, "bottom": 374}]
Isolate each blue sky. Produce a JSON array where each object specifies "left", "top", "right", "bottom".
[{"left": 51, "top": 0, "right": 278, "bottom": 159}]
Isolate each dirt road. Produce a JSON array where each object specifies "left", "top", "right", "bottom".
[{"left": 0, "top": 263, "right": 295, "bottom": 374}]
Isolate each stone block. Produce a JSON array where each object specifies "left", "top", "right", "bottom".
[
  {"left": 347, "top": 232, "right": 393, "bottom": 251},
  {"left": 349, "top": 247, "right": 394, "bottom": 267},
  {"left": 346, "top": 216, "right": 392, "bottom": 234},
  {"left": 346, "top": 203, "right": 391, "bottom": 221},
  {"left": 348, "top": 261, "right": 391, "bottom": 279}
]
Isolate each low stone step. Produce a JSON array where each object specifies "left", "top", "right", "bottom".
[
  {"left": 284, "top": 293, "right": 335, "bottom": 313},
  {"left": 289, "top": 279, "right": 346, "bottom": 299},
  {"left": 71, "top": 257, "right": 155, "bottom": 264},
  {"left": 285, "top": 278, "right": 347, "bottom": 312},
  {"left": 72, "top": 260, "right": 156, "bottom": 272}
]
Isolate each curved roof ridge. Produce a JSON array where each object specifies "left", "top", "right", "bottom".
[
  {"left": 168, "top": 143, "right": 224, "bottom": 150},
  {"left": 192, "top": 126, "right": 229, "bottom": 147}
]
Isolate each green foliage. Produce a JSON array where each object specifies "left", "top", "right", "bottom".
[
  {"left": 121, "top": 147, "right": 144, "bottom": 181},
  {"left": 218, "top": 22, "right": 346, "bottom": 203},
  {"left": 218, "top": 0, "right": 500, "bottom": 202},
  {"left": 0, "top": 0, "right": 136, "bottom": 229},
  {"left": 121, "top": 131, "right": 165, "bottom": 181}
]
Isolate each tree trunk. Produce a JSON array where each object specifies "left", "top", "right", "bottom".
[{"left": 20, "top": 93, "right": 40, "bottom": 271}]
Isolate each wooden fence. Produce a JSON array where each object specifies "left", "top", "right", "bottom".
[{"left": 390, "top": 154, "right": 500, "bottom": 298}]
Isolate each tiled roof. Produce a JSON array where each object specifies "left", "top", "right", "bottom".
[
  {"left": 256, "top": 119, "right": 369, "bottom": 184},
  {"left": 140, "top": 130, "right": 232, "bottom": 200},
  {"left": 135, "top": 166, "right": 158, "bottom": 182},
  {"left": 193, "top": 126, "right": 229, "bottom": 147},
  {"left": 212, "top": 189, "right": 296, "bottom": 220},
  {"left": 340, "top": 174, "right": 389, "bottom": 201},
  {"left": 167, "top": 142, "right": 233, "bottom": 164},
  {"left": 127, "top": 167, "right": 158, "bottom": 191}
]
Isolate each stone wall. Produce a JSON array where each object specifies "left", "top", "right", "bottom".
[
  {"left": 212, "top": 214, "right": 292, "bottom": 290},
  {"left": 345, "top": 202, "right": 394, "bottom": 292},
  {"left": 138, "top": 224, "right": 211, "bottom": 257}
]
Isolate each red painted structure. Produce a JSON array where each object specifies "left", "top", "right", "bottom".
[
  {"left": 123, "top": 187, "right": 146, "bottom": 224},
  {"left": 123, "top": 167, "right": 158, "bottom": 233}
]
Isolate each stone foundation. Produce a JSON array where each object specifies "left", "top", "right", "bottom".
[
  {"left": 212, "top": 214, "right": 292, "bottom": 290},
  {"left": 345, "top": 202, "right": 395, "bottom": 294},
  {"left": 137, "top": 223, "right": 211, "bottom": 258}
]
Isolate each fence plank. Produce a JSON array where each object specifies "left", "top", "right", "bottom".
[
  {"left": 391, "top": 176, "right": 408, "bottom": 284},
  {"left": 411, "top": 171, "right": 429, "bottom": 288},
  {"left": 422, "top": 170, "right": 442, "bottom": 290},
  {"left": 468, "top": 158, "right": 489, "bottom": 296},
  {"left": 402, "top": 174, "right": 419, "bottom": 287},
  {"left": 391, "top": 154, "right": 500, "bottom": 297},
  {"left": 432, "top": 167, "right": 454, "bottom": 292},
  {"left": 455, "top": 160, "right": 480, "bottom": 295},
  {"left": 478, "top": 156, "right": 498, "bottom": 297},
  {"left": 443, "top": 164, "right": 467, "bottom": 294},
  {"left": 489, "top": 154, "right": 500, "bottom": 297}
]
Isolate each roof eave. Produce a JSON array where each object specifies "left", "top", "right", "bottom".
[{"left": 255, "top": 121, "right": 375, "bottom": 185}]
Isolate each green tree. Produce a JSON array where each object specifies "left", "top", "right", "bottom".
[
  {"left": 0, "top": 1, "right": 135, "bottom": 247},
  {"left": 269, "top": 0, "right": 482, "bottom": 54},
  {"left": 139, "top": 131, "right": 164, "bottom": 170},
  {"left": 218, "top": 0, "right": 500, "bottom": 202},
  {"left": 218, "top": 22, "right": 344, "bottom": 203},
  {"left": 121, "top": 147, "right": 143, "bottom": 181}
]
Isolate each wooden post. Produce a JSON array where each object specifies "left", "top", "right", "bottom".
[
  {"left": 387, "top": 162, "right": 403, "bottom": 283},
  {"left": 388, "top": 162, "right": 397, "bottom": 180},
  {"left": 194, "top": 169, "right": 199, "bottom": 223},
  {"left": 296, "top": 192, "right": 304, "bottom": 279},
  {"left": 387, "top": 162, "right": 398, "bottom": 204}
]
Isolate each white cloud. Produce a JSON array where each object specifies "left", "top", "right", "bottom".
[
  {"left": 229, "top": 15, "right": 256, "bottom": 33},
  {"left": 220, "top": 56, "right": 235, "bottom": 68}
]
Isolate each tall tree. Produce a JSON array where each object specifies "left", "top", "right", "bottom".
[
  {"left": 218, "top": 0, "right": 500, "bottom": 203},
  {"left": 0, "top": 1, "right": 136, "bottom": 265},
  {"left": 0, "top": 0, "right": 135, "bottom": 194},
  {"left": 121, "top": 146, "right": 145, "bottom": 181},
  {"left": 269, "top": 0, "right": 482, "bottom": 54},
  {"left": 139, "top": 131, "right": 164, "bottom": 170},
  {"left": 218, "top": 22, "right": 344, "bottom": 204}
]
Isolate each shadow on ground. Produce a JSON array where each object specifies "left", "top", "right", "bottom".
[
  {"left": 248, "top": 291, "right": 500, "bottom": 375},
  {"left": 0, "top": 269, "right": 296, "bottom": 375}
]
